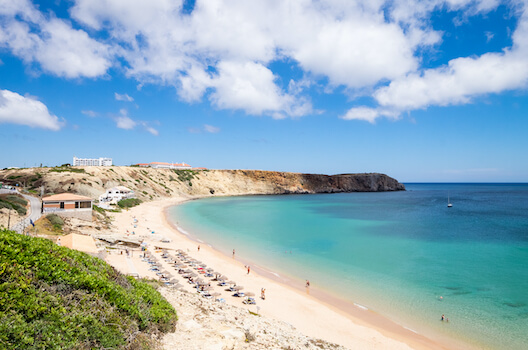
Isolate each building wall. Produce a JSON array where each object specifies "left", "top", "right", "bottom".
[
  {"left": 43, "top": 200, "right": 93, "bottom": 221},
  {"left": 49, "top": 209, "right": 92, "bottom": 221},
  {"left": 73, "top": 157, "right": 113, "bottom": 166}
]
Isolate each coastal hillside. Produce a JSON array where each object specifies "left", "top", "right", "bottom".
[
  {"left": 0, "top": 229, "right": 177, "bottom": 349},
  {"left": 0, "top": 167, "right": 404, "bottom": 201}
]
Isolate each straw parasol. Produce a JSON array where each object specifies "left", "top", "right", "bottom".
[
  {"left": 245, "top": 292, "right": 255, "bottom": 297},
  {"left": 234, "top": 286, "right": 244, "bottom": 291}
]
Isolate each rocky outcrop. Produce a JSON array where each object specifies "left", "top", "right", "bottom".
[{"left": 0, "top": 167, "right": 404, "bottom": 201}]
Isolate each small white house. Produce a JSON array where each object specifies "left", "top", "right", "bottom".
[{"left": 99, "top": 186, "right": 135, "bottom": 204}]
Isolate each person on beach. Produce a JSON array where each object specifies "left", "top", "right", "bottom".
[
  {"left": 441, "top": 314, "right": 445, "bottom": 321},
  {"left": 306, "top": 280, "right": 310, "bottom": 294},
  {"left": 261, "top": 288, "right": 266, "bottom": 300},
  {"left": 232, "top": 249, "right": 235, "bottom": 258},
  {"left": 197, "top": 245, "right": 200, "bottom": 252},
  {"left": 247, "top": 266, "right": 250, "bottom": 274}
]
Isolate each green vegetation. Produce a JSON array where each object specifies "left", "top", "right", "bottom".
[
  {"left": 49, "top": 166, "right": 86, "bottom": 174},
  {"left": 172, "top": 169, "right": 197, "bottom": 182},
  {"left": 45, "top": 214, "right": 64, "bottom": 231},
  {"left": 0, "top": 194, "right": 28, "bottom": 215},
  {"left": 7, "top": 175, "right": 22, "bottom": 179},
  {"left": 0, "top": 229, "right": 177, "bottom": 349},
  {"left": 117, "top": 198, "right": 142, "bottom": 209}
]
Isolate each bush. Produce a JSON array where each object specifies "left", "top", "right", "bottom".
[
  {"left": 0, "top": 195, "right": 27, "bottom": 215},
  {"left": 46, "top": 214, "right": 64, "bottom": 231},
  {"left": 117, "top": 198, "right": 142, "bottom": 209},
  {"left": 49, "top": 167, "right": 85, "bottom": 174},
  {"left": 172, "top": 169, "right": 197, "bottom": 182},
  {"left": 0, "top": 229, "right": 177, "bottom": 349}
]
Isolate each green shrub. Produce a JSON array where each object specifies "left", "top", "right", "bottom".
[
  {"left": 0, "top": 195, "right": 27, "bottom": 215},
  {"left": 0, "top": 229, "right": 177, "bottom": 349},
  {"left": 6, "top": 195, "right": 27, "bottom": 207},
  {"left": 46, "top": 214, "right": 64, "bottom": 231},
  {"left": 172, "top": 169, "right": 196, "bottom": 182},
  {"left": 117, "top": 198, "right": 142, "bottom": 209},
  {"left": 49, "top": 167, "right": 86, "bottom": 174}
]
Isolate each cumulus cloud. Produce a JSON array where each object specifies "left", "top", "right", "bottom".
[
  {"left": 0, "top": 2, "right": 111, "bottom": 78},
  {"left": 0, "top": 89, "right": 62, "bottom": 130},
  {"left": 115, "top": 92, "right": 134, "bottom": 102},
  {"left": 2, "top": 0, "right": 527, "bottom": 122},
  {"left": 344, "top": 0, "right": 528, "bottom": 122}
]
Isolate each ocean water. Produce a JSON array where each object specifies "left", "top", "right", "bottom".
[{"left": 168, "top": 184, "right": 528, "bottom": 349}]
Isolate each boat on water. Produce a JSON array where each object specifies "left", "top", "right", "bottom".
[{"left": 447, "top": 193, "right": 452, "bottom": 208}]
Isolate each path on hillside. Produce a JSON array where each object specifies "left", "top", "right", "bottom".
[{"left": 1, "top": 189, "right": 42, "bottom": 233}]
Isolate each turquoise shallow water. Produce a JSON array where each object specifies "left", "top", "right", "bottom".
[{"left": 169, "top": 184, "right": 528, "bottom": 349}]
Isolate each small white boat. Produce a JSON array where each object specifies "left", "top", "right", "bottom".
[{"left": 447, "top": 193, "right": 452, "bottom": 208}]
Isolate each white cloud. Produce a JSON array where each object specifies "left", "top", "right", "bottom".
[
  {"left": 342, "top": 1, "right": 528, "bottom": 122},
  {"left": 81, "top": 110, "right": 98, "bottom": 117},
  {"left": 115, "top": 109, "right": 136, "bottom": 129},
  {"left": 115, "top": 92, "right": 134, "bottom": 102},
  {"left": 145, "top": 126, "right": 159, "bottom": 136},
  {"left": 204, "top": 124, "right": 220, "bottom": 133},
  {"left": 189, "top": 124, "right": 221, "bottom": 133},
  {"left": 0, "top": 89, "right": 62, "bottom": 130},
  {"left": 0, "top": 2, "right": 111, "bottom": 78},
  {"left": 2, "top": 0, "right": 527, "bottom": 122},
  {"left": 116, "top": 115, "right": 136, "bottom": 129}
]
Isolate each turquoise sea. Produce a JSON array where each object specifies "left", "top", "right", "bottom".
[{"left": 168, "top": 183, "right": 528, "bottom": 349}]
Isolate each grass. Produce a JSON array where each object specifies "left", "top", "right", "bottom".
[
  {"left": 49, "top": 166, "right": 86, "bottom": 174},
  {"left": 172, "top": 169, "right": 197, "bottom": 182},
  {"left": 117, "top": 198, "right": 142, "bottom": 209},
  {"left": 0, "top": 229, "right": 177, "bottom": 349},
  {"left": 45, "top": 214, "right": 64, "bottom": 232},
  {"left": 0, "top": 194, "right": 28, "bottom": 215}
]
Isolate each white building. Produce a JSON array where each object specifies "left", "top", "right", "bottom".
[
  {"left": 73, "top": 157, "right": 113, "bottom": 167},
  {"left": 148, "top": 162, "right": 192, "bottom": 169},
  {"left": 99, "top": 186, "right": 135, "bottom": 204}
]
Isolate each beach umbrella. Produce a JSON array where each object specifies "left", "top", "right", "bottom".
[
  {"left": 234, "top": 286, "right": 244, "bottom": 291},
  {"left": 227, "top": 281, "right": 236, "bottom": 285},
  {"left": 211, "top": 292, "right": 221, "bottom": 297},
  {"left": 206, "top": 267, "right": 214, "bottom": 272},
  {"left": 200, "top": 285, "right": 213, "bottom": 291},
  {"left": 245, "top": 292, "right": 255, "bottom": 297}
]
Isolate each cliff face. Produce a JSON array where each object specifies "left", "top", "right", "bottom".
[{"left": 0, "top": 167, "right": 404, "bottom": 200}]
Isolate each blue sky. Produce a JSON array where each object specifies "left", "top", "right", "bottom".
[{"left": 1, "top": 0, "right": 527, "bottom": 182}]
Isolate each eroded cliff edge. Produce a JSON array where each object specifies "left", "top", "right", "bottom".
[{"left": 0, "top": 168, "right": 405, "bottom": 200}]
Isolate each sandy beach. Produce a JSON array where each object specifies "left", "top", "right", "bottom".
[{"left": 104, "top": 197, "right": 450, "bottom": 350}]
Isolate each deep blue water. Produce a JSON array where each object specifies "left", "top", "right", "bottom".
[{"left": 169, "top": 183, "right": 528, "bottom": 349}]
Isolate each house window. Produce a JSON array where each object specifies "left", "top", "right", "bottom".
[
  {"left": 60, "top": 202, "right": 64, "bottom": 209},
  {"left": 80, "top": 201, "right": 91, "bottom": 209},
  {"left": 75, "top": 202, "right": 79, "bottom": 208}
]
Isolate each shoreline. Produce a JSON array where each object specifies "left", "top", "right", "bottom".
[{"left": 106, "top": 196, "right": 455, "bottom": 350}]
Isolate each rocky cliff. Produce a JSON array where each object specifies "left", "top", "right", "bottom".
[{"left": 0, "top": 167, "right": 405, "bottom": 200}]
